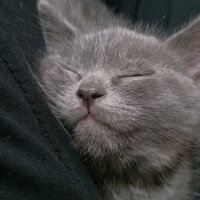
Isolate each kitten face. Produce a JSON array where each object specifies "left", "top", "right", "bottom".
[
  {"left": 39, "top": 27, "right": 199, "bottom": 168},
  {"left": 38, "top": 0, "right": 200, "bottom": 180}
]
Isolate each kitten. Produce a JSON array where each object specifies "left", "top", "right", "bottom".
[{"left": 37, "top": 0, "right": 200, "bottom": 199}]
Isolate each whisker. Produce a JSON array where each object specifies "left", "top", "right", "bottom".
[
  {"left": 13, "top": 33, "right": 72, "bottom": 137},
  {"left": 12, "top": 34, "right": 54, "bottom": 101},
  {"left": 17, "top": 17, "right": 42, "bottom": 30},
  {"left": 152, "top": 15, "right": 166, "bottom": 29},
  {"left": 13, "top": 34, "right": 33, "bottom": 73}
]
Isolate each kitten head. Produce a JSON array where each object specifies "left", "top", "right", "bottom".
[{"left": 38, "top": 0, "right": 200, "bottom": 174}]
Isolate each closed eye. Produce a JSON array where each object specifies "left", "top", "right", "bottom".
[
  {"left": 64, "top": 66, "right": 82, "bottom": 79},
  {"left": 112, "top": 72, "right": 155, "bottom": 84},
  {"left": 118, "top": 73, "right": 153, "bottom": 78},
  {"left": 119, "top": 70, "right": 155, "bottom": 79}
]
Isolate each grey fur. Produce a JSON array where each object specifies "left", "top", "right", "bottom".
[{"left": 37, "top": 0, "right": 200, "bottom": 199}]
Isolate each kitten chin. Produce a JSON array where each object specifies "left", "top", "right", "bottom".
[{"left": 37, "top": 0, "right": 200, "bottom": 199}]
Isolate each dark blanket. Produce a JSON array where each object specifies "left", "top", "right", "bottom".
[
  {"left": 0, "top": 0, "right": 200, "bottom": 199},
  {"left": 104, "top": 0, "right": 200, "bottom": 35}
]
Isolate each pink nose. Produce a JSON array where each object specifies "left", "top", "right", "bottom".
[{"left": 76, "top": 82, "right": 106, "bottom": 108}]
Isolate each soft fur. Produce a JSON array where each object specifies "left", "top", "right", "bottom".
[{"left": 37, "top": 0, "right": 200, "bottom": 199}]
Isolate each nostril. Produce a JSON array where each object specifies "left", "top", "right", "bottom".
[
  {"left": 77, "top": 89, "right": 85, "bottom": 100},
  {"left": 91, "top": 92, "right": 103, "bottom": 99},
  {"left": 77, "top": 88, "right": 105, "bottom": 102}
]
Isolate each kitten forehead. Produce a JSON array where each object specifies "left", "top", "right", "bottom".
[
  {"left": 81, "top": 28, "right": 160, "bottom": 50},
  {"left": 71, "top": 28, "right": 173, "bottom": 72},
  {"left": 83, "top": 28, "right": 158, "bottom": 43}
]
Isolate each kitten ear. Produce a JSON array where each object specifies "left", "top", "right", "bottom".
[
  {"left": 166, "top": 17, "right": 200, "bottom": 81},
  {"left": 38, "top": 0, "right": 79, "bottom": 53}
]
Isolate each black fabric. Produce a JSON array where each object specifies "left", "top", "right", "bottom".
[
  {"left": 0, "top": 1, "right": 100, "bottom": 200},
  {"left": 0, "top": 0, "right": 200, "bottom": 200},
  {"left": 103, "top": 0, "right": 200, "bottom": 35}
]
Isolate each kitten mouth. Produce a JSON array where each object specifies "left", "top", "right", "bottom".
[
  {"left": 79, "top": 112, "right": 112, "bottom": 130},
  {"left": 82, "top": 112, "right": 96, "bottom": 121},
  {"left": 79, "top": 112, "right": 103, "bottom": 126}
]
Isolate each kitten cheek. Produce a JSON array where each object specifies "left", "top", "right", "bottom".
[{"left": 54, "top": 92, "right": 85, "bottom": 122}]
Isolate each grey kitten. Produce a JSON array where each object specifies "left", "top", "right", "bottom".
[{"left": 37, "top": 0, "right": 200, "bottom": 199}]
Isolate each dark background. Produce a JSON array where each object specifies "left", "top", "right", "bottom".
[
  {"left": 104, "top": 0, "right": 200, "bottom": 35},
  {"left": 0, "top": 0, "right": 200, "bottom": 199}
]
